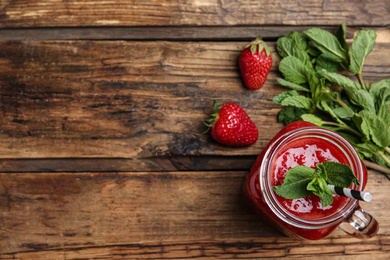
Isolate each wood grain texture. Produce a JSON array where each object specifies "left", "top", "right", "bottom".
[
  {"left": 0, "top": 39, "right": 283, "bottom": 159},
  {"left": 1, "top": 2, "right": 389, "bottom": 259},
  {"left": 0, "top": 0, "right": 389, "bottom": 28},
  {"left": 0, "top": 170, "right": 388, "bottom": 258},
  {"left": 0, "top": 156, "right": 258, "bottom": 173},
  {"left": 1, "top": 26, "right": 386, "bottom": 41},
  {"left": 1, "top": 237, "right": 390, "bottom": 259},
  {"left": 0, "top": 39, "right": 389, "bottom": 163},
  {"left": 0, "top": 26, "right": 371, "bottom": 41},
  {"left": 0, "top": 26, "right": 338, "bottom": 41}
]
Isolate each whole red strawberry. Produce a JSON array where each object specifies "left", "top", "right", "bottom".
[
  {"left": 239, "top": 36, "right": 272, "bottom": 90},
  {"left": 205, "top": 101, "right": 258, "bottom": 146}
]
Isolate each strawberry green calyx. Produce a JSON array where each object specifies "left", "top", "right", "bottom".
[
  {"left": 245, "top": 36, "right": 272, "bottom": 57},
  {"left": 203, "top": 100, "right": 222, "bottom": 133}
]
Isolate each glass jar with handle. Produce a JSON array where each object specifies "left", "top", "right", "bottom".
[{"left": 243, "top": 121, "right": 379, "bottom": 240}]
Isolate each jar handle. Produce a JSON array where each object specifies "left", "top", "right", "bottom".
[{"left": 338, "top": 206, "right": 379, "bottom": 239}]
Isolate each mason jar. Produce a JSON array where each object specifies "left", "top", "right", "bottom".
[{"left": 243, "top": 121, "right": 379, "bottom": 240}]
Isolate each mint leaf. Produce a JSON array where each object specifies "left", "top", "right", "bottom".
[
  {"left": 276, "top": 36, "right": 293, "bottom": 58},
  {"left": 277, "top": 106, "right": 310, "bottom": 125},
  {"left": 307, "top": 68, "right": 322, "bottom": 99},
  {"left": 323, "top": 161, "right": 360, "bottom": 187},
  {"left": 307, "top": 46, "right": 321, "bottom": 57},
  {"left": 332, "top": 106, "right": 355, "bottom": 119},
  {"left": 315, "top": 54, "right": 339, "bottom": 73},
  {"left": 291, "top": 32, "right": 311, "bottom": 66},
  {"left": 349, "top": 30, "right": 376, "bottom": 75},
  {"left": 316, "top": 101, "right": 345, "bottom": 125},
  {"left": 301, "top": 114, "right": 323, "bottom": 126},
  {"left": 274, "top": 90, "right": 315, "bottom": 110},
  {"left": 273, "top": 90, "right": 299, "bottom": 105},
  {"left": 313, "top": 163, "right": 327, "bottom": 179},
  {"left": 352, "top": 112, "right": 371, "bottom": 140},
  {"left": 370, "top": 79, "right": 390, "bottom": 124},
  {"left": 272, "top": 166, "right": 315, "bottom": 199},
  {"left": 276, "top": 31, "right": 311, "bottom": 66},
  {"left": 280, "top": 95, "right": 315, "bottom": 110},
  {"left": 291, "top": 31, "right": 309, "bottom": 52},
  {"left": 317, "top": 70, "right": 376, "bottom": 112},
  {"left": 355, "top": 110, "right": 390, "bottom": 148},
  {"left": 279, "top": 56, "right": 308, "bottom": 84},
  {"left": 317, "top": 69, "right": 361, "bottom": 91},
  {"left": 307, "top": 176, "right": 334, "bottom": 207},
  {"left": 315, "top": 91, "right": 339, "bottom": 102},
  {"left": 345, "top": 89, "right": 376, "bottom": 113},
  {"left": 378, "top": 101, "right": 390, "bottom": 126},
  {"left": 277, "top": 78, "right": 310, "bottom": 92},
  {"left": 335, "top": 22, "right": 349, "bottom": 56},
  {"left": 308, "top": 163, "right": 335, "bottom": 207},
  {"left": 336, "top": 131, "right": 363, "bottom": 149},
  {"left": 370, "top": 79, "right": 390, "bottom": 101},
  {"left": 354, "top": 141, "right": 380, "bottom": 158},
  {"left": 304, "top": 28, "right": 348, "bottom": 63}
]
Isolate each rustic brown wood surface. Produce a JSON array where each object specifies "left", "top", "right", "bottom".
[
  {"left": 1, "top": 0, "right": 390, "bottom": 259},
  {"left": 0, "top": 170, "right": 389, "bottom": 258},
  {"left": 0, "top": 0, "right": 389, "bottom": 28},
  {"left": 0, "top": 39, "right": 390, "bottom": 168}
]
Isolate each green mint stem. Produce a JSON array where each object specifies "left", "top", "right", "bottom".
[
  {"left": 385, "top": 147, "right": 390, "bottom": 155},
  {"left": 357, "top": 73, "right": 368, "bottom": 91},
  {"left": 363, "top": 159, "right": 390, "bottom": 181},
  {"left": 336, "top": 98, "right": 349, "bottom": 108},
  {"left": 378, "top": 151, "right": 390, "bottom": 167},
  {"left": 323, "top": 121, "right": 362, "bottom": 137}
]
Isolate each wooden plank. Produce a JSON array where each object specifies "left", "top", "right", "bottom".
[
  {"left": 0, "top": 26, "right": 383, "bottom": 41},
  {"left": 1, "top": 238, "right": 390, "bottom": 259},
  {"left": 0, "top": 39, "right": 390, "bottom": 162},
  {"left": 0, "top": 39, "right": 277, "bottom": 160},
  {"left": 0, "top": 26, "right": 354, "bottom": 41},
  {"left": 0, "top": 156, "right": 257, "bottom": 172},
  {"left": 0, "top": 170, "right": 388, "bottom": 257},
  {"left": 0, "top": 26, "right": 339, "bottom": 41},
  {"left": 0, "top": 40, "right": 281, "bottom": 159},
  {"left": 0, "top": 0, "right": 389, "bottom": 28}
]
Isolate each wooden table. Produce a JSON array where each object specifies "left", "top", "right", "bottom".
[{"left": 0, "top": 1, "right": 389, "bottom": 259}]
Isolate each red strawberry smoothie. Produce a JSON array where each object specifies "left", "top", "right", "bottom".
[
  {"left": 243, "top": 121, "right": 370, "bottom": 240},
  {"left": 271, "top": 137, "right": 349, "bottom": 219}
]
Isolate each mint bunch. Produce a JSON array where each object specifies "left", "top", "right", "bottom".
[
  {"left": 274, "top": 23, "right": 390, "bottom": 179},
  {"left": 273, "top": 161, "right": 360, "bottom": 207}
]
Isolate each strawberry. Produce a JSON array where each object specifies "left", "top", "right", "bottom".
[
  {"left": 239, "top": 36, "right": 272, "bottom": 90},
  {"left": 205, "top": 101, "right": 258, "bottom": 146}
]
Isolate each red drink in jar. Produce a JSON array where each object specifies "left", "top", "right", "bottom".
[{"left": 244, "top": 121, "right": 379, "bottom": 240}]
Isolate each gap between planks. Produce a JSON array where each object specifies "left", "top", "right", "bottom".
[
  {"left": 0, "top": 25, "right": 366, "bottom": 41},
  {"left": 0, "top": 156, "right": 257, "bottom": 173}
]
